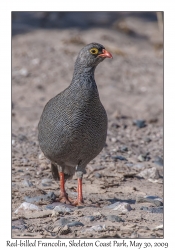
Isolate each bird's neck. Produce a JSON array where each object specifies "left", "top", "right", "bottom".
[{"left": 71, "top": 65, "right": 97, "bottom": 90}]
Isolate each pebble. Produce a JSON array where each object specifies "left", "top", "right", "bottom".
[
  {"left": 137, "top": 154, "right": 146, "bottom": 162},
  {"left": 55, "top": 218, "right": 71, "bottom": 226},
  {"left": 112, "top": 155, "right": 127, "bottom": 161},
  {"left": 83, "top": 216, "right": 95, "bottom": 222},
  {"left": 153, "top": 224, "right": 163, "bottom": 230},
  {"left": 12, "top": 140, "right": 15, "bottom": 145},
  {"left": 22, "top": 179, "right": 33, "bottom": 187},
  {"left": 87, "top": 165, "right": 106, "bottom": 172},
  {"left": 144, "top": 137, "right": 152, "bottom": 143},
  {"left": 120, "top": 146, "right": 128, "bottom": 152},
  {"left": 136, "top": 195, "right": 163, "bottom": 206},
  {"left": 153, "top": 156, "right": 163, "bottom": 167},
  {"left": 21, "top": 158, "right": 29, "bottom": 164},
  {"left": 86, "top": 224, "right": 106, "bottom": 232},
  {"left": 67, "top": 221, "right": 84, "bottom": 227},
  {"left": 138, "top": 167, "right": 160, "bottom": 179},
  {"left": 41, "top": 178, "right": 53, "bottom": 186},
  {"left": 14, "top": 202, "right": 41, "bottom": 214},
  {"left": 12, "top": 219, "right": 27, "bottom": 231},
  {"left": 25, "top": 191, "right": 56, "bottom": 204},
  {"left": 133, "top": 120, "right": 146, "bottom": 128},
  {"left": 53, "top": 225, "right": 71, "bottom": 235},
  {"left": 111, "top": 137, "right": 117, "bottom": 142},
  {"left": 55, "top": 218, "right": 84, "bottom": 227},
  {"left": 19, "top": 68, "right": 29, "bottom": 77},
  {"left": 132, "top": 163, "right": 146, "bottom": 170},
  {"left": 31, "top": 58, "right": 40, "bottom": 65},
  {"left": 38, "top": 153, "right": 45, "bottom": 161},
  {"left": 18, "top": 134, "right": 28, "bottom": 141},
  {"left": 53, "top": 205, "right": 72, "bottom": 213},
  {"left": 140, "top": 206, "right": 163, "bottom": 213},
  {"left": 106, "top": 215, "right": 124, "bottom": 222},
  {"left": 94, "top": 173, "right": 101, "bottom": 178},
  {"left": 105, "top": 202, "right": 132, "bottom": 212}
]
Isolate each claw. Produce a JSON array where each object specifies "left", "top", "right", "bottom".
[{"left": 71, "top": 199, "right": 84, "bottom": 206}]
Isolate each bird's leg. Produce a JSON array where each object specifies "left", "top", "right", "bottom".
[
  {"left": 58, "top": 172, "right": 70, "bottom": 204},
  {"left": 71, "top": 177, "right": 84, "bottom": 206}
]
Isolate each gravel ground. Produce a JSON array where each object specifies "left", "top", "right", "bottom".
[{"left": 12, "top": 12, "right": 163, "bottom": 239}]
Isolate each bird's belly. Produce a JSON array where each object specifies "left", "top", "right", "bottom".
[{"left": 39, "top": 102, "right": 107, "bottom": 167}]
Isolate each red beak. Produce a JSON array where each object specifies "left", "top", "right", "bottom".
[{"left": 98, "top": 49, "right": 113, "bottom": 59}]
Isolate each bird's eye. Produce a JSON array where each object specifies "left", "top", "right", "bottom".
[{"left": 90, "top": 48, "right": 99, "bottom": 55}]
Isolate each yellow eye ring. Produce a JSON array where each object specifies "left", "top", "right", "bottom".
[{"left": 90, "top": 48, "right": 99, "bottom": 55}]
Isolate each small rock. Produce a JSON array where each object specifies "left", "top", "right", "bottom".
[
  {"left": 112, "top": 155, "right": 127, "bottom": 161},
  {"left": 93, "top": 211, "right": 101, "bottom": 217},
  {"left": 18, "top": 169, "right": 23, "bottom": 172},
  {"left": 31, "top": 58, "right": 40, "bottom": 65},
  {"left": 140, "top": 206, "right": 163, "bottom": 213},
  {"left": 125, "top": 163, "right": 134, "bottom": 168},
  {"left": 55, "top": 218, "right": 83, "bottom": 227},
  {"left": 87, "top": 224, "right": 106, "bottom": 232},
  {"left": 113, "top": 202, "right": 132, "bottom": 212},
  {"left": 83, "top": 216, "right": 95, "bottom": 222},
  {"left": 19, "top": 68, "right": 29, "bottom": 77},
  {"left": 153, "top": 156, "right": 163, "bottom": 167},
  {"left": 144, "top": 137, "right": 152, "bottom": 143},
  {"left": 67, "top": 221, "right": 84, "bottom": 227},
  {"left": 14, "top": 202, "right": 41, "bottom": 214},
  {"left": 12, "top": 140, "right": 15, "bottom": 145},
  {"left": 138, "top": 167, "right": 160, "bottom": 179},
  {"left": 12, "top": 219, "right": 27, "bottom": 230},
  {"left": 105, "top": 202, "right": 132, "bottom": 212},
  {"left": 41, "top": 178, "right": 53, "bottom": 186},
  {"left": 94, "top": 173, "right": 101, "bottom": 178},
  {"left": 38, "top": 153, "right": 46, "bottom": 161},
  {"left": 132, "top": 163, "right": 147, "bottom": 170},
  {"left": 59, "top": 225, "right": 71, "bottom": 235},
  {"left": 137, "top": 154, "right": 146, "bottom": 162},
  {"left": 18, "top": 134, "right": 27, "bottom": 141},
  {"left": 107, "top": 215, "right": 124, "bottom": 222},
  {"left": 21, "top": 158, "right": 29, "bottom": 165},
  {"left": 53, "top": 205, "right": 72, "bottom": 213},
  {"left": 22, "top": 179, "right": 33, "bottom": 187},
  {"left": 55, "top": 218, "right": 71, "bottom": 226},
  {"left": 87, "top": 165, "right": 106, "bottom": 172},
  {"left": 111, "top": 137, "right": 117, "bottom": 142},
  {"left": 136, "top": 195, "right": 163, "bottom": 206},
  {"left": 25, "top": 191, "right": 56, "bottom": 204},
  {"left": 148, "top": 179, "right": 163, "bottom": 184},
  {"left": 133, "top": 120, "right": 146, "bottom": 128},
  {"left": 153, "top": 224, "right": 163, "bottom": 230},
  {"left": 120, "top": 146, "right": 128, "bottom": 152}
]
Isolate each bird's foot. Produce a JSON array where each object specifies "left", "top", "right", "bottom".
[
  {"left": 58, "top": 192, "right": 71, "bottom": 205},
  {"left": 71, "top": 199, "right": 84, "bottom": 206}
]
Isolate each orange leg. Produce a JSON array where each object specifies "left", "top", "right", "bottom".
[
  {"left": 72, "top": 178, "right": 84, "bottom": 206},
  {"left": 58, "top": 172, "right": 71, "bottom": 204}
]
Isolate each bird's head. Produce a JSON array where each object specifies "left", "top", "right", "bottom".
[{"left": 75, "top": 43, "right": 113, "bottom": 69}]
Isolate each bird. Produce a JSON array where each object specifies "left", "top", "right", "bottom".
[{"left": 38, "top": 42, "right": 112, "bottom": 206}]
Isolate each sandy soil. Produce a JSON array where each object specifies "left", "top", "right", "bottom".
[{"left": 12, "top": 12, "right": 163, "bottom": 239}]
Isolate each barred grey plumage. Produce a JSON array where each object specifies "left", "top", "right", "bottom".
[{"left": 38, "top": 43, "right": 112, "bottom": 205}]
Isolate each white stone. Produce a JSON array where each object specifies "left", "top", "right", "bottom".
[
  {"left": 53, "top": 205, "right": 72, "bottom": 213},
  {"left": 86, "top": 224, "right": 106, "bottom": 233},
  {"left": 112, "top": 202, "right": 132, "bottom": 212},
  {"left": 138, "top": 167, "right": 160, "bottom": 179},
  {"left": 14, "top": 202, "right": 41, "bottom": 214}
]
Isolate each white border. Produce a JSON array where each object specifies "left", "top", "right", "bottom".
[{"left": 1, "top": 1, "right": 175, "bottom": 249}]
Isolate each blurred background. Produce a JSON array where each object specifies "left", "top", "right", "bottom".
[{"left": 12, "top": 11, "right": 163, "bottom": 128}]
